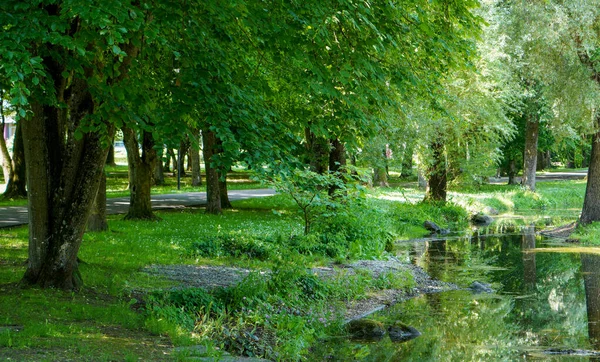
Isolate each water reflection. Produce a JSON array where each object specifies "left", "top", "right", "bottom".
[
  {"left": 312, "top": 231, "right": 599, "bottom": 361},
  {"left": 583, "top": 253, "right": 600, "bottom": 353}
]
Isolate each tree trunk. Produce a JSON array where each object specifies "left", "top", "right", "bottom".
[
  {"left": 106, "top": 142, "right": 116, "bottom": 166},
  {"left": 373, "top": 167, "right": 388, "bottom": 187},
  {"left": 219, "top": 172, "right": 232, "bottom": 209},
  {"left": 0, "top": 94, "right": 11, "bottom": 182},
  {"left": 425, "top": 140, "right": 447, "bottom": 202},
  {"left": 580, "top": 120, "right": 600, "bottom": 225},
  {"left": 178, "top": 138, "right": 189, "bottom": 177},
  {"left": 153, "top": 148, "right": 165, "bottom": 186},
  {"left": 87, "top": 171, "right": 108, "bottom": 232},
  {"left": 3, "top": 120, "right": 27, "bottom": 199},
  {"left": 21, "top": 79, "right": 113, "bottom": 290},
  {"left": 507, "top": 159, "right": 518, "bottom": 185},
  {"left": 122, "top": 127, "right": 158, "bottom": 220},
  {"left": 328, "top": 138, "right": 346, "bottom": 196},
  {"left": 191, "top": 136, "right": 202, "bottom": 186},
  {"left": 522, "top": 117, "right": 539, "bottom": 191},
  {"left": 305, "top": 128, "right": 329, "bottom": 174},
  {"left": 202, "top": 128, "right": 221, "bottom": 214}
]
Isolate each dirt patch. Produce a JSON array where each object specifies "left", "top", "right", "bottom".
[{"left": 142, "top": 259, "right": 458, "bottom": 322}]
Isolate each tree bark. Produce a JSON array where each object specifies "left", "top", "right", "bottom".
[
  {"left": 122, "top": 127, "right": 158, "bottom": 220},
  {"left": 178, "top": 138, "right": 189, "bottom": 177},
  {"left": 507, "top": 159, "right": 518, "bottom": 185},
  {"left": 153, "top": 147, "right": 165, "bottom": 186},
  {"left": 22, "top": 78, "right": 113, "bottom": 290},
  {"left": 373, "top": 167, "right": 388, "bottom": 187},
  {"left": 87, "top": 171, "right": 108, "bottom": 232},
  {"left": 580, "top": 118, "right": 600, "bottom": 225},
  {"left": 3, "top": 120, "right": 27, "bottom": 199},
  {"left": 106, "top": 142, "right": 116, "bottom": 167},
  {"left": 328, "top": 138, "right": 346, "bottom": 196},
  {"left": 522, "top": 117, "right": 539, "bottom": 191},
  {"left": 190, "top": 131, "right": 202, "bottom": 186},
  {"left": 202, "top": 128, "right": 221, "bottom": 214},
  {"left": 425, "top": 140, "right": 447, "bottom": 202},
  {"left": 219, "top": 172, "right": 232, "bottom": 209}
]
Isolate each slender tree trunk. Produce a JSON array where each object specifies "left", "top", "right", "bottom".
[
  {"left": 87, "top": 171, "right": 108, "bottom": 232},
  {"left": 305, "top": 128, "right": 329, "bottom": 174},
  {"left": 522, "top": 117, "right": 539, "bottom": 191},
  {"left": 3, "top": 120, "right": 27, "bottom": 199},
  {"left": 580, "top": 118, "right": 600, "bottom": 225},
  {"left": 0, "top": 95, "right": 11, "bottom": 182},
  {"left": 122, "top": 127, "right": 158, "bottom": 220},
  {"left": 219, "top": 172, "right": 232, "bottom": 209},
  {"left": 153, "top": 147, "right": 165, "bottom": 186},
  {"left": 425, "top": 140, "right": 447, "bottom": 202},
  {"left": 178, "top": 138, "right": 189, "bottom": 177},
  {"left": 507, "top": 159, "right": 518, "bottom": 185},
  {"left": 202, "top": 128, "right": 221, "bottom": 214},
  {"left": 328, "top": 138, "right": 346, "bottom": 196},
  {"left": 106, "top": 141, "right": 116, "bottom": 166},
  {"left": 191, "top": 132, "right": 202, "bottom": 186}
]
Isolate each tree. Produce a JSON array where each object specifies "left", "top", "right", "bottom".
[{"left": 1, "top": 1, "right": 146, "bottom": 289}]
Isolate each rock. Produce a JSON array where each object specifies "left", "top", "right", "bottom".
[
  {"left": 388, "top": 321, "right": 421, "bottom": 343},
  {"left": 471, "top": 213, "right": 493, "bottom": 226},
  {"left": 346, "top": 319, "right": 386, "bottom": 340},
  {"left": 423, "top": 220, "right": 442, "bottom": 233},
  {"left": 483, "top": 206, "right": 499, "bottom": 215},
  {"left": 469, "top": 281, "right": 494, "bottom": 293}
]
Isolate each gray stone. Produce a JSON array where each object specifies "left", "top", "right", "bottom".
[
  {"left": 346, "top": 319, "right": 386, "bottom": 340},
  {"left": 469, "top": 281, "right": 494, "bottom": 293},
  {"left": 471, "top": 213, "right": 493, "bottom": 226},
  {"left": 388, "top": 321, "right": 421, "bottom": 343},
  {"left": 423, "top": 220, "right": 441, "bottom": 233}
]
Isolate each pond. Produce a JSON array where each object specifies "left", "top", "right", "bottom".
[{"left": 312, "top": 225, "right": 600, "bottom": 361}]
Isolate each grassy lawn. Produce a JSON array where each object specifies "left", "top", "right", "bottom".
[{"left": 0, "top": 178, "right": 591, "bottom": 360}]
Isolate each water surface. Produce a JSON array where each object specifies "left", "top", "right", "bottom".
[{"left": 313, "top": 229, "right": 600, "bottom": 361}]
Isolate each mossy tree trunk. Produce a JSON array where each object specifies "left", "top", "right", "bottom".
[
  {"left": 424, "top": 140, "right": 447, "bottom": 202},
  {"left": 87, "top": 171, "right": 108, "bottom": 232},
  {"left": 521, "top": 117, "right": 539, "bottom": 191},
  {"left": 22, "top": 78, "right": 113, "bottom": 290}
]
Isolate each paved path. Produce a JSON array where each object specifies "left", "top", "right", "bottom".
[
  {"left": 489, "top": 170, "right": 588, "bottom": 184},
  {"left": 0, "top": 189, "right": 276, "bottom": 229}
]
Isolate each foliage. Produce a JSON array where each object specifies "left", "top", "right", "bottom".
[{"left": 266, "top": 167, "right": 369, "bottom": 235}]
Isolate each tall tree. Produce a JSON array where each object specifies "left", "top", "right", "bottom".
[{"left": 1, "top": 1, "right": 145, "bottom": 289}]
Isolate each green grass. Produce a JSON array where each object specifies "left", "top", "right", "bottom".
[
  {"left": 2, "top": 178, "right": 590, "bottom": 360},
  {"left": 1, "top": 189, "right": 464, "bottom": 360}
]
